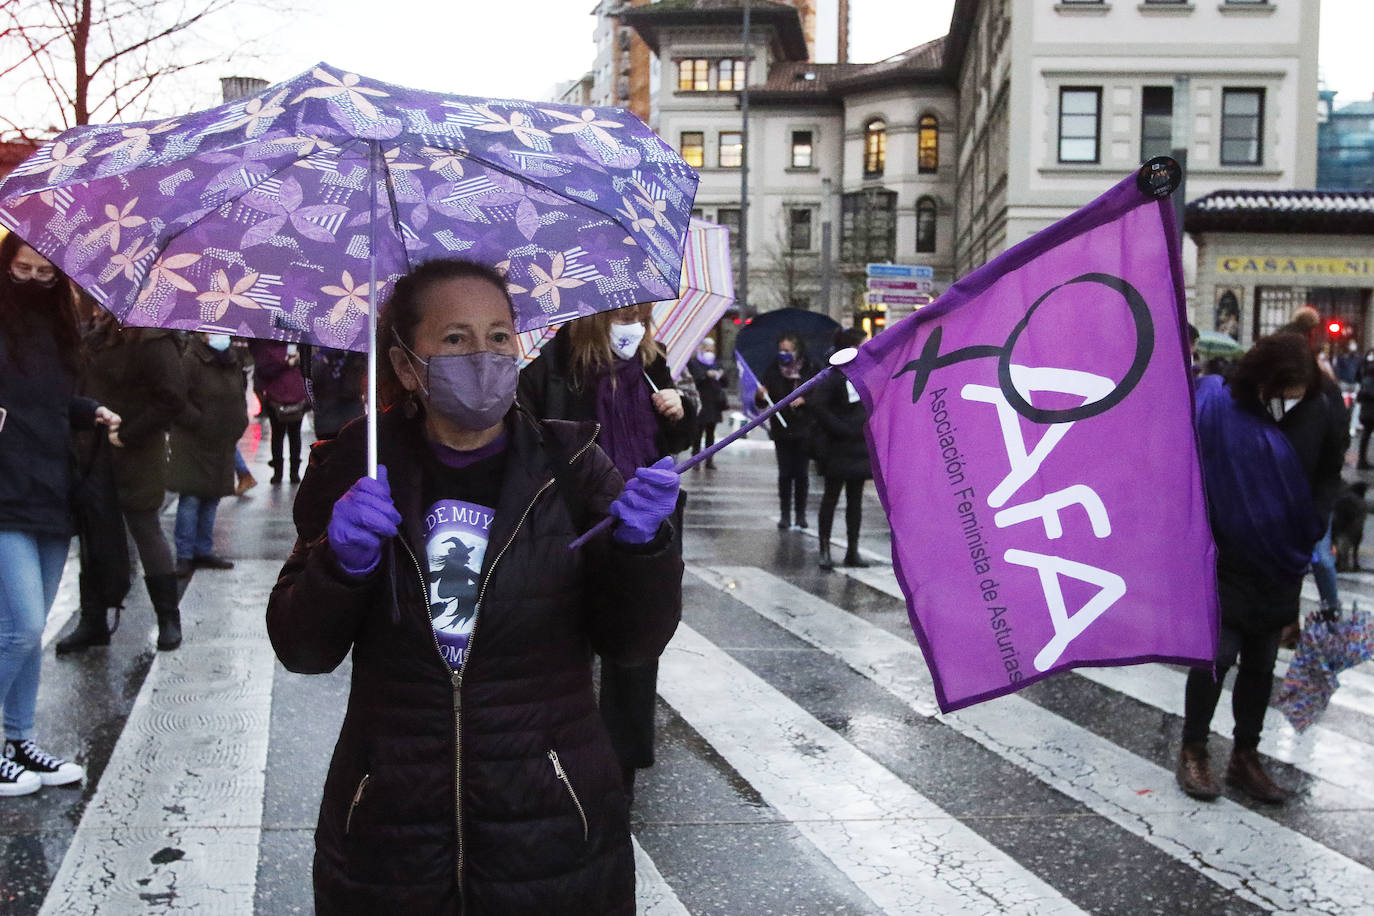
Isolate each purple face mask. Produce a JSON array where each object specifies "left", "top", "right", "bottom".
[{"left": 398, "top": 335, "right": 518, "bottom": 431}]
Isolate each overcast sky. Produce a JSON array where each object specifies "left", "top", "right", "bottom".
[
  {"left": 8, "top": 0, "right": 1372, "bottom": 133},
  {"left": 248, "top": 0, "right": 1370, "bottom": 106}
]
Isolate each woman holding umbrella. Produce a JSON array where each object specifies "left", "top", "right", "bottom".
[
  {"left": 0, "top": 235, "right": 120, "bottom": 794},
  {"left": 518, "top": 303, "right": 694, "bottom": 802},
  {"left": 267, "top": 258, "right": 683, "bottom": 914}
]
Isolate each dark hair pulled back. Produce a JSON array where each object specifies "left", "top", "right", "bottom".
[{"left": 376, "top": 258, "right": 514, "bottom": 408}]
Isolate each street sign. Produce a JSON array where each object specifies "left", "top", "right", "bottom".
[
  {"left": 866, "top": 292, "right": 930, "bottom": 306},
  {"left": 865, "top": 263, "right": 934, "bottom": 280},
  {"left": 868, "top": 278, "right": 933, "bottom": 293}
]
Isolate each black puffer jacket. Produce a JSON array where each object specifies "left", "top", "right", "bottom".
[
  {"left": 809, "top": 371, "right": 871, "bottom": 481},
  {"left": 0, "top": 317, "right": 98, "bottom": 536},
  {"left": 266, "top": 406, "right": 682, "bottom": 915}
]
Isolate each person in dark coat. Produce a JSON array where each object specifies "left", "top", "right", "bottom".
[
  {"left": 518, "top": 305, "right": 694, "bottom": 802},
  {"left": 169, "top": 333, "right": 250, "bottom": 575},
  {"left": 810, "top": 327, "right": 872, "bottom": 570},
  {"left": 267, "top": 258, "right": 682, "bottom": 915},
  {"left": 74, "top": 311, "right": 188, "bottom": 651},
  {"left": 308, "top": 345, "right": 367, "bottom": 440},
  {"left": 1355, "top": 349, "right": 1374, "bottom": 469},
  {"left": 1178, "top": 332, "right": 1346, "bottom": 805},
  {"left": 686, "top": 337, "right": 728, "bottom": 469},
  {"left": 0, "top": 235, "right": 119, "bottom": 794},
  {"left": 249, "top": 339, "right": 309, "bottom": 484},
  {"left": 755, "top": 332, "right": 820, "bottom": 529}
]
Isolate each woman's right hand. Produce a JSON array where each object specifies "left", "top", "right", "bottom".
[{"left": 327, "top": 465, "right": 402, "bottom": 577}]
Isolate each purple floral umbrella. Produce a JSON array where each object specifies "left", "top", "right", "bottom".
[{"left": 0, "top": 62, "right": 698, "bottom": 471}]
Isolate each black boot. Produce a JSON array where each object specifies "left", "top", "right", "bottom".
[
  {"left": 55, "top": 607, "right": 111, "bottom": 655},
  {"left": 843, "top": 536, "right": 871, "bottom": 568},
  {"left": 145, "top": 573, "right": 182, "bottom": 651},
  {"left": 269, "top": 460, "right": 283, "bottom": 485},
  {"left": 818, "top": 542, "right": 835, "bottom": 570},
  {"left": 777, "top": 481, "right": 791, "bottom": 529}
]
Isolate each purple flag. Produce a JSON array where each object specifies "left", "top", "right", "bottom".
[
  {"left": 735, "top": 350, "right": 764, "bottom": 420},
  {"left": 839, "top": 164, "right": 1218, "bottom": 712}
]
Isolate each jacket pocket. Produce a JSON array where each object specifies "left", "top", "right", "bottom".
[
  {"left": 546, "top": 749, "right": 588, "bottom": 843},
  {"left": 344, "top": 772, "right": 371, "bottom": 836}
]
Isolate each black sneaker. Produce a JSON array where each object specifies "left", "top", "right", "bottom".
[
  {"left": 0, "top": 757, "right": 40, "bottom": 797},
  {"left": 4, "top": 739, "right": 83, "bottom": 786},
  {"left": 192, "top": 554, "right": 235, "bottom": 570}
]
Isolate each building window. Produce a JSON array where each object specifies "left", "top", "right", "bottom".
[
  {"left": 678, "top": 59, "right": 710, "bottom": 92},
  {"left": 788, "top": 208, "right": 812, "bottom": 251},
  {"left": 1140, "top": 86, "right": 1174, "bottom": 161},
  {"left": 863, "top": 119, "right": 886, "bottom": 178},
  {"left": 790, "top": 130, "right": 814, "bottom": 169},
  {"left": 679, "top": 132, "right": 704, "bottom": 169},
  {"left": 915, "top": 197, "right": 937, "bottom": 253},
  {"left": 719, "top": 131, "right": 742, "bottom": 169},
  {"left": 1058, "top": 87, "right": 1101, "bottom": 163},
  {"left": 716, "top": 208, "right": 741, "bottom": 248},
  {"left": 717, "top": 59, "right": 747, "bottom": 92},
  {"left": 840, "top": 189, "right": 897, "bottom": 263},
  {"left": 1221, "top": 88, "right": 1264, "bottom": 165},
  {"left": 918, "top": 115, "right": 939, "bottom": 173}
]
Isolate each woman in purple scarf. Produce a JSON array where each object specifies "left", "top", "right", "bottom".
[{"left": 518, "top": 304, "right": 695, "bottom": 800}]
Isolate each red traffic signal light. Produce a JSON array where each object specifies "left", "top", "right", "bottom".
[{"left": 1327, "top": 320, "right": 1343, "bottom": 337}]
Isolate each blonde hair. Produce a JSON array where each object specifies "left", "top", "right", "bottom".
[{"left": 567, "top": 303, "right": 662, "bottom": 382}]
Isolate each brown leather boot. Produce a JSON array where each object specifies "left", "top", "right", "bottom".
[
  {"left": 1226, "top": 748, "right": 1289, "bottom": 804},
  {"left": 1176, "top": 742, "right": 1221, "bottom": 800}
]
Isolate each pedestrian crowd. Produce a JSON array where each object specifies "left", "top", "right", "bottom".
[{"left": 4, "top": 231, "right": 1371, "bottom": 910}]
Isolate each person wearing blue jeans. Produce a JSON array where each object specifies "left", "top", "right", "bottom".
[
  {"left": 0, "top": 236, "right": 108, "bottom": 794},
  {"left": 174, "top": 495, "right": 228, "bottom": 573},
  {"left": 1310, "top": 521, "right": 1339, "bottom": 617}
]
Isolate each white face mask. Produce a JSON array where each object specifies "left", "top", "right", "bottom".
[
  {"left": 1267, "top": 397, "right": 1302, "bottom": 421},
  {"left": 205, "top": 334, "right": 232, "bottom": 351},
  {"left": 610, "top": 321, "right": 646, "bottom": 360}
]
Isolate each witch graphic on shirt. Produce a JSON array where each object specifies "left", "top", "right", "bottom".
[{"left": 423, "top": 499, "right": 493, "bottom": 667}]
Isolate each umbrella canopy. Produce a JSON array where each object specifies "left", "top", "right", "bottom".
[
  {"left": 0, "top": 62, "right": 698, "bottom": 349},
  {"left": 1196, "top": 329, "right": 1246, "bottom": 358},
  {"left": 516, "top": 217, "right": 733, "bottom": 376},
  {"left": 734, "top": 306, "right": 840, "bottom": 379},
  {"left": 1275, "top": 606, "right": 1374, "bottom": 731}
]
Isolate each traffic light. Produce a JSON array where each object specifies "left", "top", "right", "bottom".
[{"left": 1327, "top": 319, "right": 1343, "bottom": 338}]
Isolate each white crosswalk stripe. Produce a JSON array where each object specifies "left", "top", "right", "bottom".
[
  {"left": 658, "top": 622, "right": 1084, "bottom": 914},
  {"left": 39, "top": 562, "right": 278, "bottom": 915},
  {"left": 691, "top": 564, "right": 1374, "bottom": 912}
]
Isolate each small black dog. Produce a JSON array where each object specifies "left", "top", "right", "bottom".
[{"left": 1332, "top": 480, "right": 1369, "bottom": 572}]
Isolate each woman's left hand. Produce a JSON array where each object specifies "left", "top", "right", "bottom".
[
  {"left": 94, "top": 406, "right": 122, "bottom": 436},
  {"left": 651, "top": 387, "right": 684, "bottom": 422}
]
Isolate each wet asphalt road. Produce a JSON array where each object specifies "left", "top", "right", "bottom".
[{"left": 3, "top": 415, "right": 1374, "bottom": 914}]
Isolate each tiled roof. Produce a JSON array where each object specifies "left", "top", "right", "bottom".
[
  {"left": 1185, "top": 189, "right": 1374, "bottom": 234},
  {"left": 751, "top": 38, "right": 947, "bottom": 103}
]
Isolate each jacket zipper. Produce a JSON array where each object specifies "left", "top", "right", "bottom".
[
  {"left": 546, "top": 749, "right": 588, "bottom": 842},
  {"left": 393, "top": 426, "right": 597, "bottom": 906},
  {"left": 344, "top": 773, "right": 370, "bottom": 835}
]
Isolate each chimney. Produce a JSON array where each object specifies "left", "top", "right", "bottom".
[
  {"left": 837, "top": 0, "right": 849, "bottom": 65},
  {"left": 221, "top": 77, "right": 268, "bottom": 103}
]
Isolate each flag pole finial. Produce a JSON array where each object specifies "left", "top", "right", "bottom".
[{"left": 1137, "top": 156, "right": 1182, "bottom": 198}]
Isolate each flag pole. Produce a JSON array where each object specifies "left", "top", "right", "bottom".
[{"left": 567, "top": 348, "right": 857, "bottom": 549}]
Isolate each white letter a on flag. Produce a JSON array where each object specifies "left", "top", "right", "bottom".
[{"left": 1003, "top": 549, "right": 1127, "bottom": 672}]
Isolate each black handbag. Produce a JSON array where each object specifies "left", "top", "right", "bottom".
[{"left": 70, "top": 432, "right": 131, "bottom": 609}]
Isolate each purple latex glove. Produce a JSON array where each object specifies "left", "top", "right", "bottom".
[
  {"left": 327, "top": 465, "right": 403, "bottom": 576},
  {"left": 609, "top": 456, "right": 680, "bottom": 544}
]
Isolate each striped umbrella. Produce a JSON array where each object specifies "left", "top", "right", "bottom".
[{"left": 517, "top": 218, "right": 734, "bottom": 376}]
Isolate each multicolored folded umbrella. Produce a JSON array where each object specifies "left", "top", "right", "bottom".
[
  {"left": 517, "top": 218, "right": 733, "bottom": 375},
  {"left": 0, "top": 62, "right": 698, "bottom": 471},
  {"left": 1276, "top": 605, "right": 1374, "bottom": 732}
]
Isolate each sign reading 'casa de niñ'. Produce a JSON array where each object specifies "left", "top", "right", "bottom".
[{"left": 1217, "top": 256, "right": 1374, "bottom": 277}]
